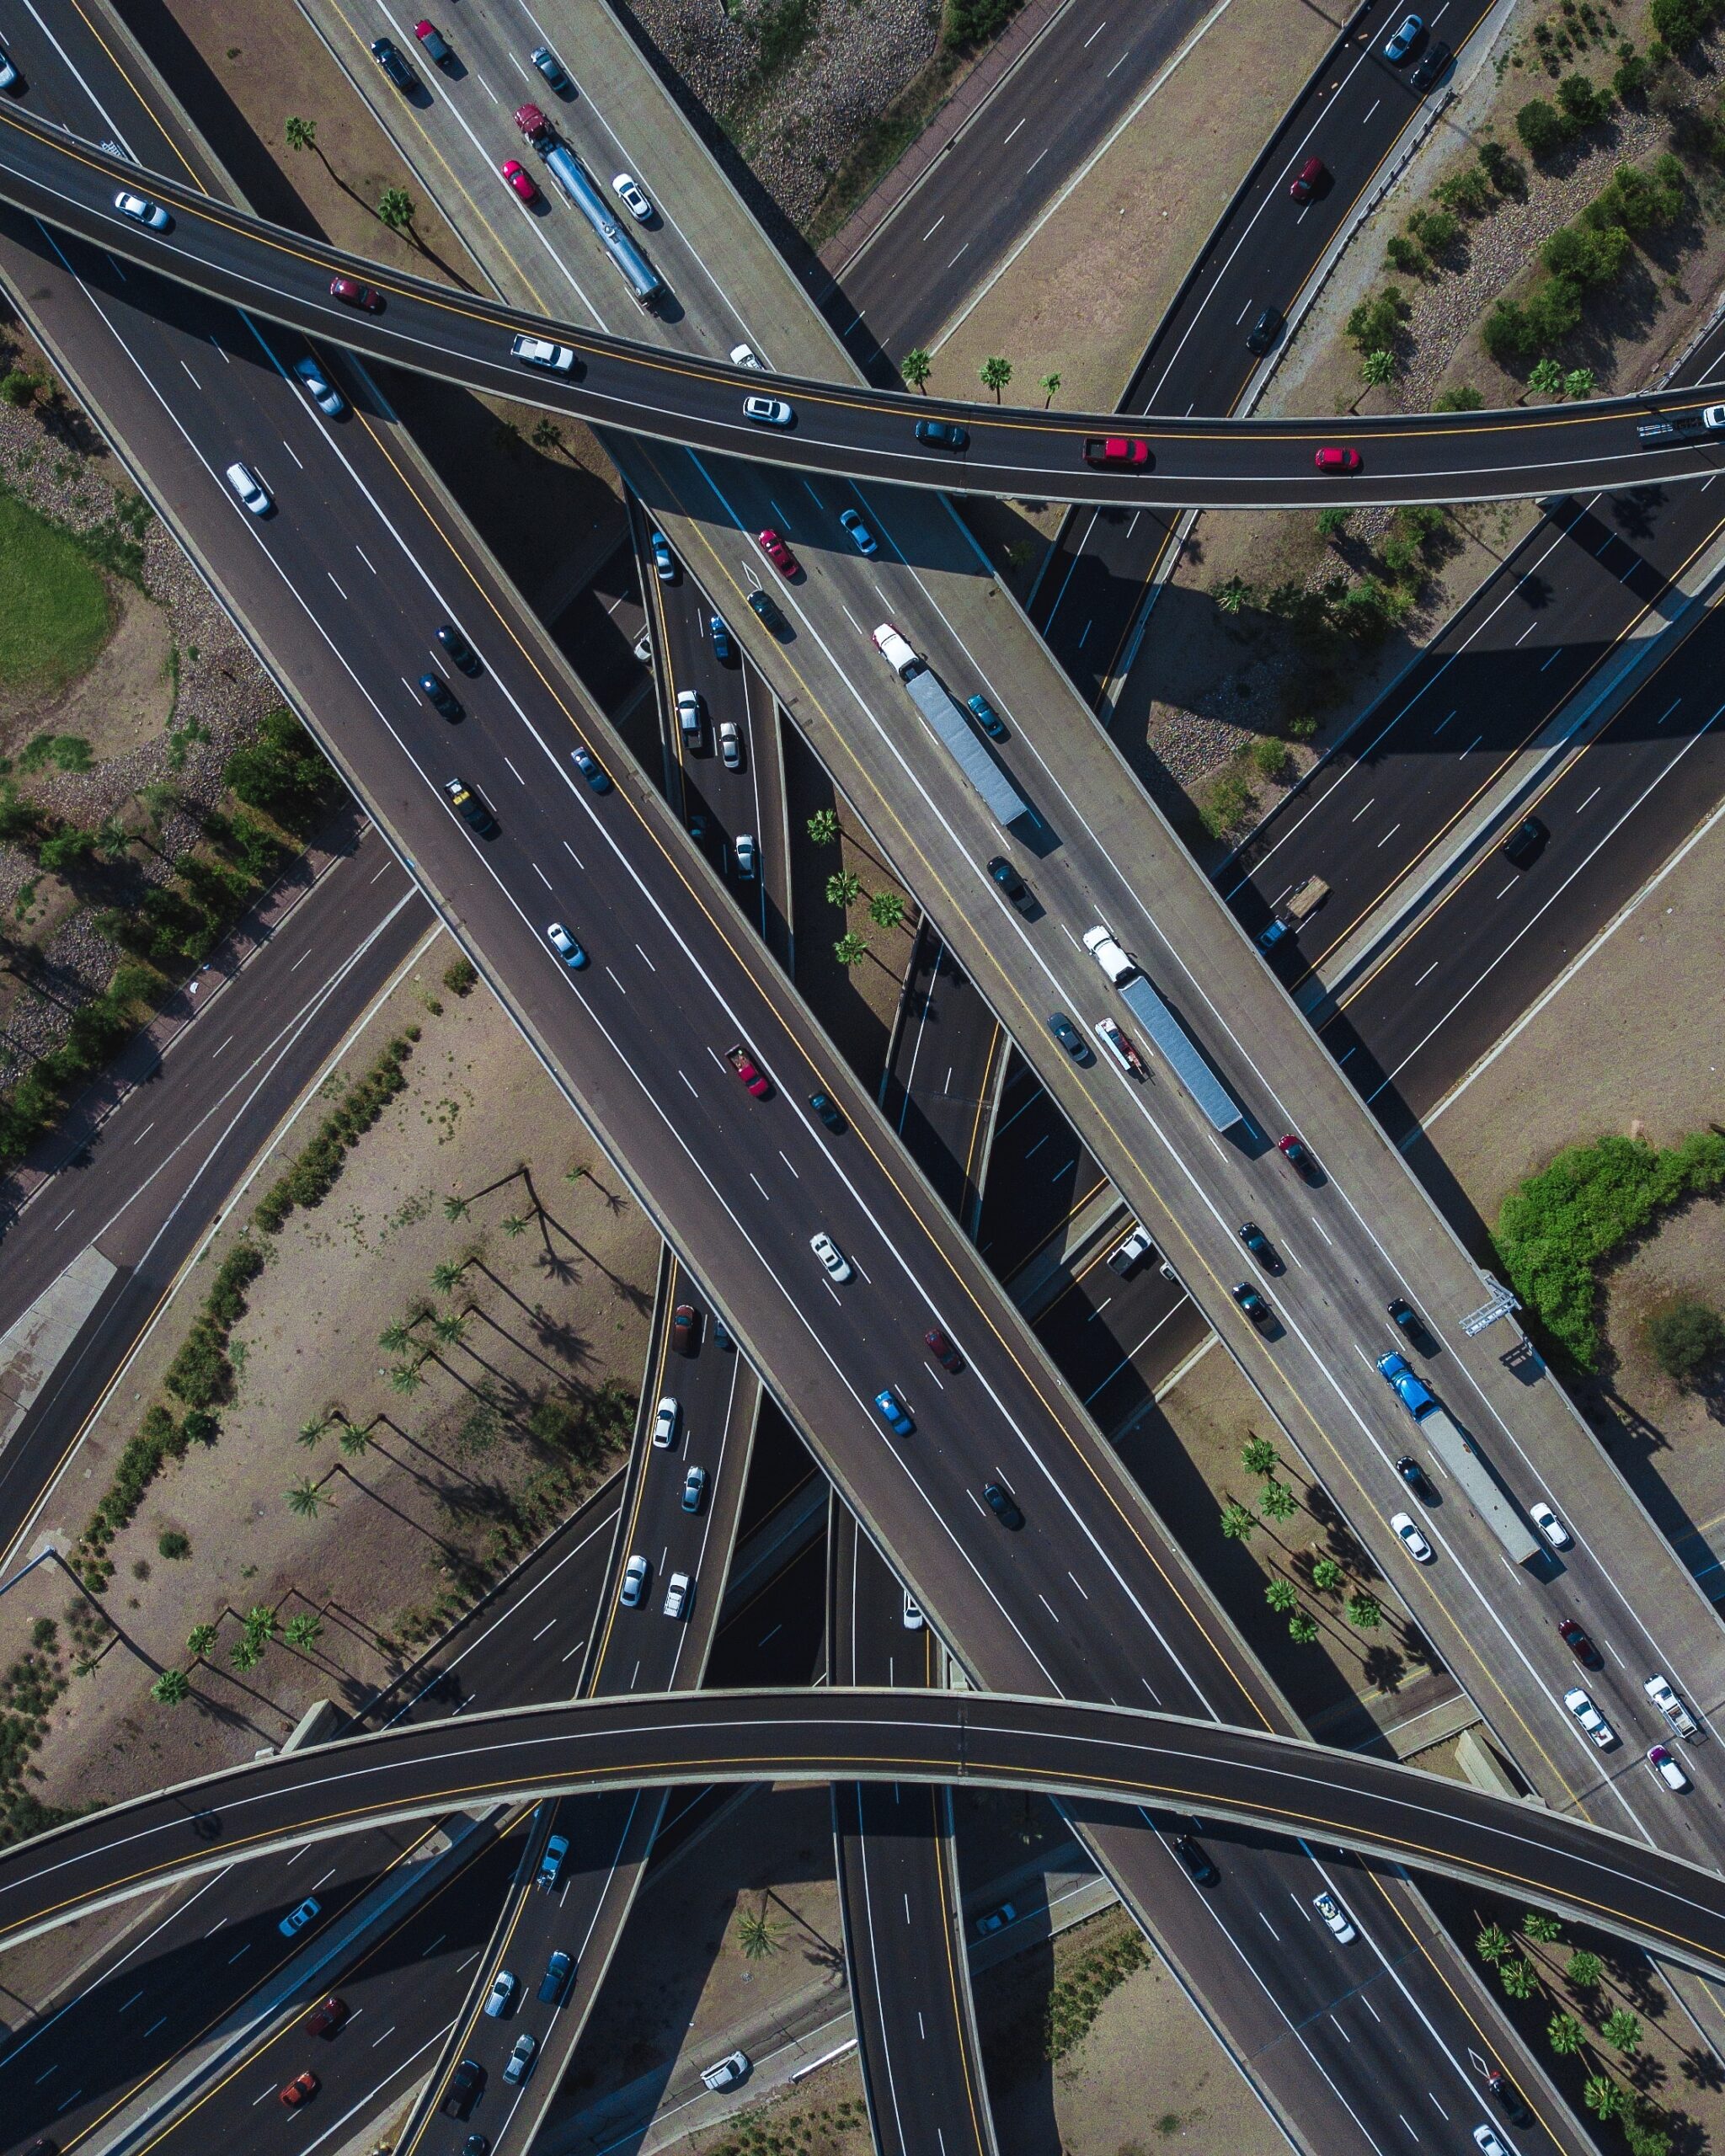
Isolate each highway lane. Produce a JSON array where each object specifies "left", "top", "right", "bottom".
[
  {"left": 615, "top": 431, "right": 1725, "bottom": 1897},
  {"left": 830, "top": 0, "right": 1214, "bottom": 365},
  {"left": 0, "top": 1473, "right": 625, "bottom": 2156},
  {"left": 6, "top": 103, "right": 1725, "bottom": 507},
  {"left": 830, "top": 1505, "right": 998, "bottom": 2156},
  {"left": 2, "top": 1689, "right": 1721, "bottom": 2001},
  {"left": 879, "top": 925, "right": 1004, "bottom": 1229},
  {"left": 1223, "top": 318, "right": 1725, "bottom": 990},
  {"left": 1033, "top": 0, "right": 1499, "bottom": 697},
  {"left": 398, "top": 1265, "right": 761, "bottom": 2156}
]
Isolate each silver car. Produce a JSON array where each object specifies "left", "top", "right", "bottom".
[
  {"left": 619, "top": 1553, "right": 649, "bottom": 1608},
  {"left": 224, "top": 462, "right": 271, "bottom": 516},
  {"left": 743, "top": 395, "right": 794, "bottom": 428},
  {"left": 483, "top": 1969, "right": 515, "bottom": 2017},
  {"left": 293, "top": 355, "right": 344, "bottom": 417},
  {"left": 115, "top": 189, "right": 172, "bottom": 232},
  {"left": 663, "top": 1569, "right": 691, "bottom": 1620}
]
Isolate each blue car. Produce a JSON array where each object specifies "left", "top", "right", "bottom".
[
  {"left": 839, "top": 507, "right": 878, "bottom": 558},
  {"left": 710, "top": 614, "right": 733, "bottom": 662},
  {"left": 649, "top": 531, "right": 676, "bottom": 582},
  {"left": 1384, "top": 11, "right": 1423, "bottom": 59},
  {"left": 874, "top": 1388, "right": 913, "bottom": 1436},
  {"left": 570, "top": 743, "right": 611, "bottom": 793},
  {"left": 967, "top": 691, "right": 1007, "bottom": 741}
]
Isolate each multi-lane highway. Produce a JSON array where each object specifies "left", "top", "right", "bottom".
[
  {"left": 8, "top": 1689, "right": 1725, "bottom": 1994},
  {"left": 5, "top": 102, "right": 1725, "bottom": 506}
]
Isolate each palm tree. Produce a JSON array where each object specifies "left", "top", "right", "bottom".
[
  {"left": 1215, "top": 575, "right": 1251, "bottom": 615},
  {"left": 531, "top": 417, "right": 564, "bottom": 456},
  {"left": 1217, "top": 1502, "right": 1255, "bottom": 1543},
  {"left": 806, "top": 808, "right": 840, "bottom": 846},
  {"left": 834, "top": 931, "right": 868, "bottom": 967},
  {"left": 286, "top": 1478, "right": 327, "bottom": 1518},
  {"left": 432, "top": 1261, "right": 467, "bottom": 1294},
  {"left": 1583, "top": 2076, "right": 1626, "bottom": 2121},
  {"left": 228, "top": 1636, "right": 264, "bottom": 1673},
  {"left": 339, "top": 1421, "right": 371, "bottom": 1456},
  {"left": 389, "top": 1361, "right": 425, "bottom": 1396},
  {"left": 186, "top": 1623, "right": 218, "bottom": 1658},
  {"left": 735, "top": 1905, "right": 783, "bottom": 1959},
  {"left": 1548, "top": 2014, "right": 1585, "bottom": 2057},
  {"left": 285, "top": 115, "right": 317, "bottom": 157},
  {"left": 377, "top": 184, "right": 418, "bottom": 240},
  {"left": 1264, "top": 1578, "right": 1297, "bottom": 1614},
  {"left": 444, "top": 1195, "right": 470, "bottom": 1222},
  {"left": 1563, "top": 366, "right": 1596, "bottom": 400},
  {"left": 1360, "top": 348, "right": 1395, "bottom": 392},
  {"left": 1039, "top": 372, "right": 1061, "bottom": 408},
  {"left": 825, "top": 870, "right": 862, "bottom": 910},
  {"left": 867, "top": 892, "right": 905, "bottom": 931},
  {"left": 1524, "top": 1911, "right": 1563, "bottom": 1944},
  {"left": 151, "top": 1668, "right": 190, "bottom": 1705},
  {"left": 1258, "top": 1479, "right": 1297, "bottom": 1524},
  {"left": 979, "top": 355, "right": 1012, "bottom": 402},
  {"left": 285, "top": 1614, "right": 323, "bottom": 1649},
  {"left": 1476, "top": 1923, "right": 1512, "bottom": 1966},
  {"left": 1566, "top": 1949, "right": 1602, "bottom": 1989},
  {"left": 1287, "top": 1609, "right": 1319, "bottom": 1645},
  {"left": 501, "top": 1215, "right": 528, "bottom": 1239},
  {"left": 1310, "top": 1556, "right": 1343, "bottom": 1593},
  {"left": 245, "top": 1604, "right": 279, "bottom": 1640},
  {"left": 296, "top": 1415, "right": 327, "bottom": 1449},
  {"left": 900, "top": 348, "right": 932, "bottom": 393},
  {"left": 379, "top": 1319, "right": 414, "bottom": 1353},
  {"left": 1603, "top": 2009, "right": 1642, "bottom": 2054},
  {"left": 1500, "top": 1958, "right": 1537, "bottom": 2000},
  {"left": 1241, "top": 1436, "right": 1279, "bottom": 1477},
  {"left": 433, "top": 1313, "right": 467, "bottom": 1346},
  {"left": 1345, "top": 1591, "right": 1382, "bottom": 1630}
]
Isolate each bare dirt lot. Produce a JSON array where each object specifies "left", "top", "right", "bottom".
[{"left": 0, "top": 942, "right": 654, "bottom": 1828}]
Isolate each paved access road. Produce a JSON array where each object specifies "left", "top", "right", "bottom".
[
  {"left": 0, "top": 102, "right": 1722, "bottom": 507},
  {"left": 830, "top": 1506, "right": 997, "bottom": 2156},
  {"left": 6, "top": 1689, "right": 1725, "bottom": 1989}
]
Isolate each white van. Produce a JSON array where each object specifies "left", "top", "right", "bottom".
[{"left": 1082, "top": 923, "right": 1135, "bottom": 985}]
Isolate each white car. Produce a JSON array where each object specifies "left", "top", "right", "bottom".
[
  {"left": 810, "top": 1231, "right": 852, "bottom": 1283},
  {"left": 718, "top": 719, "right": 743, "bottom": 771},
  {"left": 1390, "top": 1510, "right": 1433, "bottom": 1562},
  {"left": 902, "top": 1589, "right": 924, "bottom": 1630},
  {"left": 0, "top": 45, "right": 16, "bottom": 92},
  {"left": 652, "top": 1396, "right": 679, "bottom": 1449},
  {"left": 546, "top": 922, "right": 588, "bottom": 969},
  {"left": 483, "top": 1970, "right": 516, "bottom": 2017},
  {"left": 1311, "top": 1891, "right": 1355, "bottom": 1942},
  {"left": 292, "top": 355, "right": 344, "bottom": 417},
  {"left": 1473, "top": 2131, "right": 1508, "bottom": 2156},
  {"left": 734, "top": 832, "right": 758, "bottom": 878},
  {"left": 663, "top": 1569, "right": 691, "bottom": 1620},
  {"left": 743, "top": 395, "right": 794, "bottom": 428},
  {"left": 1703, "top": 404, "right": 1725, "bottom": 430},
  {"left": 224, "top": 462, "right": 271, "bottom": 516},
  {"left": 1648, "top": 1742, "right": 1690, "bottom": 1790},
  {"left": 619, "top": 1553, "right": 649, "bottom": 1608},
  {"left": 504, "top": 2031, "right": 537, "bottom": 2084},
  {"left": 729, "top": 344, "right": 762, "bottom": 370},
  {"left": 611, "top": 173, "right": 653, "bottom": 221},
  {"left": 700, "top": 2049, "right": 750, "bottom": 2092},
  {"left": 511, "top": 333, "right": 577, "bottom": 373},
  {"left": 1564, "top": 1688, "right": 1616, "bottom": 1748},
  {"left": 1530, "top": 1499, "right": 1571, "bottom": 1548},
  {"left": 115, "top": 189, "right": 172, "bottom": 232}
]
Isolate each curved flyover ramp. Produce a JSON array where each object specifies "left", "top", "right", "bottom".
[
  {"left": 0, "top": 105, "right": 1718, "bottom": 510},
  {"left": 4, "top": 1687, "right": 1725, "bottom": 1975}
]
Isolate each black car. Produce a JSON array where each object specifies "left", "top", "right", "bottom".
[
  {"left": 1396, "top": 1454, "right": 1430, "bottom": 1497},
  {"left": 748, "top": 588, "right": 788, "bottom": 636},
  {"left": 809, "top": 1091, "right": 844, "bottom": 1131},
  {"left": 1172, "top": 1834, "right": 1217, "bottom": 1885},
  {"left": 443, "top": 776, "right": 498, "bottom": 836},
  {"left": 437, "top": 623, "right": 481, "bottom": 675},
  {"left": 1487, "top": 2073, "right": 1531, "bottom": 2127},
  {"left": 983, "top": 1481, "right": 1023, "bottom": 1529},
  {"left": 1237, "top": 1221, "right": 1284, "bottom": 1274},
  {"left": 463, "top": 2137, "right": 490, "bottom": 2156},
  {"left": 1407, "top": 37, "right": 1450, "bottom": 88},
  {"left": 915, "top": 418, "right": 969, "bottom": 452},
  {"left": 1388, "top": 1295, "right": 1434, "bottom": 1352},
  {"left": 987, "top": 855, "right": 1031, "bottom": 909},
  {"left": 370, "top": 37, "right": 419, "bottom": 93},
  {"left": 1500, "top": 814, "right": 1547, "bottom": 868},
  {"left": 1047, "top": 1012, "right": 1093, "bottom": 1064},
  {"left": 419, "top": 672, "right": 463, "bottom": 721},
  {"left": 445, "top": 2059, "right": 484, "bottom": 2117},
  {"left": 538, "top": 1949, "right": 573, "bottom": 2004},
  {"left": 1231, "top": 1281, "right": 1272, "bottom": 1326},
  {"left": 1246, "top": 306, "right": 1284, "bottom": 355}
]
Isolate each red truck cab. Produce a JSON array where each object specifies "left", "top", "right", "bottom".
[{"left": 1083, "top": 436, "right": 1151, "bottom": 467}]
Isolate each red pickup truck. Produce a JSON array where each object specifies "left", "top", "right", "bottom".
[
  {"left": 1083, "top": 436, "right": 1151, "bottom": 467},
  {"left": 514, "top": 100, "right": 551, "bottom": 145}
]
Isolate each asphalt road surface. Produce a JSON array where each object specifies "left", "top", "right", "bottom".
[{"left": 1, "top": 102, "right": 1722, "bottom": 507}]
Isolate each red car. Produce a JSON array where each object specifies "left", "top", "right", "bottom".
[
  {"left": 329, "top": 276, "right": 384, "bottom": 313},
  {"left": 1277, "top": 1133, "right": 1319, "bottom": 1182},
  {"left": 1558, "top": 1619, "right": 1599, "bottom": 1665},
  {"left": 756, "top": 528, "right": 798, "bottom": 575},
  {"left": 725, "top": 1043, "right": 771, "bottom": 1097},
  {"left": 1083, "top": 435, "right": 1151, "bottom": 467},
  {"left": 280, "top": 2071, "right": 319, "bottom": 2107},
  {"left": 925, "top": 1328, "right": 962, "bottom": 1373},
  {"left": 307, "top": 1995, "right": 349, "bottom": 2038},
  {"left": 1314, "top": 446, "right": 1362, "bottom": 475},
  {"left": 1290, "top": 154, "right": 1327, "bottom": 202},
  {"left": 501, "top": 158, "right": 538, "bottom": 203}
]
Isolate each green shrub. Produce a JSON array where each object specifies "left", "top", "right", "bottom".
[
  {"left": 1542, "top": 220, "right": 1630, "bottom": 286},
  {"left": 1649, "top": 0, "right": 1715, "bottom": 46},
  {"left": 1250, "top": 738, "right": 1290, "bottom": 782},
  {"left": 1407, "top": 207, "right": 1461, "bottom": 253},
  {"left": 1386, "top": 234, "right": 1427, "bottom": 275},
  {"left": 1614, "top": 49, "right": 1652, "bottom": 93},
  {"left": 1494, "top": 1131, "right": 1725, "bottom": 1367},
  {"left": 1198, "top": 768, "right": 1255, "bottom": 840},
  {"left": 1478, "top": 140, "right": 1525, "bottom": 193},
  {"left": 1434, "top": 384, "right": 1486, "bottom": 410},
  {"left": 945, "top": 0, "right": 1023, "bottom": 47},
  {"left": 1516, "top": 99, "right": 1568, "bottom": 157},
  {"left": 1557, "top": 72, "right": 1610, "bottom": 128},
  {"left": 222, "top": 708, "right": 334, "bottom": 832},
  {"left": 158, "top": 1530, "right": 190, "bottom": 1560},
  {"left": 1345, "top": 286, "right": 1407, "bottom": 353},
  {"left": 442, "top": 955, "right": 478, "bottom": 996},
  {"left": 1647, "top": 1301, "right": 1725, "bottom": 1382}
]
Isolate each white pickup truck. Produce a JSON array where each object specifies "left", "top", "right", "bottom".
[{"left": 1645, "top": 1673, "right": 1701, "bottom": 1740}]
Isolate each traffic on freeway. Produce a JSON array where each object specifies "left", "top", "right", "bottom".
[
  {"left": 3, "top": 102, "right": 1725, "bottom": 507},
  {"left": 5, "top": 1688, "right": 1725, "bottom": 1983}
]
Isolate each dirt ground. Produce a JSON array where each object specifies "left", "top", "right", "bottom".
[
  {"left": 0, "top": 578, "right": 174, "bottom": 766},
  {"left": 1121, "top": 1337, "right": 1445, "bottom": 1729},
  {"left": 0, "top": 942, "right": 654, "bottom": 1825},
  {"left": 153, "top": 0, "right": 625, "bottom": 612},
  {"left": 933, "top": 0, "right": 1348, "bottom": 418}
]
